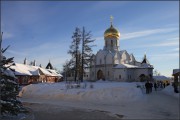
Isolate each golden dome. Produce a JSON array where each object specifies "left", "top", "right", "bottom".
[{"left": 104, "top": 24, "right": 120, "bottom": 39}]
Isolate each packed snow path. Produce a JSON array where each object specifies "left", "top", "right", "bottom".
[{"left": 19, "top": 82, "right": 179, "bottom": 119}]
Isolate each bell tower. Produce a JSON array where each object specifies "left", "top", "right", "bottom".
[{"left": 104, "top": 16, "right": 120, "bottom": 52}]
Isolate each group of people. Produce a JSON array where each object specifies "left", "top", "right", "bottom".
[
  {"left": 145, "top": 81, "right": 169, "bottom": 94},
  {"left": 145, "top": 81, "right": 153, "bottom": 94}
]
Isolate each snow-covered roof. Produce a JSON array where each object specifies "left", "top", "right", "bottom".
[
  {"left": 153, "top": 76, "right": 171, "bottom": 81},
  {"left": 10, "top": 63, "right": 35, "bottom": 75},
  {"left": 114, "top": 63, "right": 153, "bottom": 69},
  {"left": 47, "top": 69, "right": 62, "bottom": 77},
  {"left": 141, "top": 63, "right": 153, "bottom": 68},
  {"left": 173, "top": 69, "right": 180, "bottom": 75},
  {"left": 10, "top": 63, "right": 62, "bottom": 77},
  {"left": 39, "top": 68, "right": 52, "bottom": 76},
  {"left": 114, "top": 63, "right": 138, "bottom": 68}
]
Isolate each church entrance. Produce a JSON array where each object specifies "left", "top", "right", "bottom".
[
  {"left": 139, "top": 74, "right": 146, "bottom": 82},
  {"left": 97, "top": 70, "right": 104, "bottom": 80}
]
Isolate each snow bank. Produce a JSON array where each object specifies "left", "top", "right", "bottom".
[
  {"left": 161, "top": 85, "right": 179, "bottom": 99},
  {"left": 19, "top": 82, "right": 143, "bottom": 104}
]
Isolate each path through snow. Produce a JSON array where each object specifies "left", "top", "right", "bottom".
[{"left": 19, "top": 82, "right": 179, "bottom": 119}]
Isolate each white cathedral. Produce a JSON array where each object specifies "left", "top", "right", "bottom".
[{"left": 89, "top": 19, "right": 153, "bottom": 82}]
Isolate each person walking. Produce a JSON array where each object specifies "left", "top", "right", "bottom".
[
  {"left": 163, "top": 82, "right": 166, "bottom": 88},
  {"left": 154, "top": 82, "right": 157, "bottom": 91},
  {"left": 149, "top": 82, "right": 153, "bottom": 93},
  {"left": 145, "top": 81, "right": 150, "bottom": 94}
]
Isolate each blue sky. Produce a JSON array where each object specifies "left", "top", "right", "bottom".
[{"left": 1, "top": 1, "right": 179, "bottom": 77}]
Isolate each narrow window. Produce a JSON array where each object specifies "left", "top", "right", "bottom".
[
  {"left": 119, "top": 75, "right": 121, "bottom": 79},
  {"left": 105, "top": 41, "right": 107, "bottom": 47},
  {"left": 108, "top": 71, "right": 109, "bottom": 76},
  {"left": 100, "top": 59, "right": 102, "bottom": 64},
  {"left": 111, "top": 40, "right": 113, "bottom": 47}
]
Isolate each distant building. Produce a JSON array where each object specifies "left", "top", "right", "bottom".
[
  {"left": 10, "top": 59, "right": 62, "bottom": 85},
  {"left": 89, "top": 18, "right": 153, "bottom": 82},
  {"left": 153, "top": 75, "right": 171, "bottom": 83}
]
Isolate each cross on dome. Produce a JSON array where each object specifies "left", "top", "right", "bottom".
[{"left": 110, "top": 15, "right": 114, "bottom": 26}]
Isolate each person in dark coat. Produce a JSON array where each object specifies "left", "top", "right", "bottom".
[
  {"left": 154, "top": 82, "right": 157, "bottom": 91},
  {"left": 149, "top": 82, "right": 153, "bottom": 93},
  {"left": 160, "top": 81, "right": 163, "bottom": 88},
  {"left": 145, "top": 81, "right": 150, "bottom": 94},
  {"left": 163, "top": 82, "right": 166, "bottom": 88}
]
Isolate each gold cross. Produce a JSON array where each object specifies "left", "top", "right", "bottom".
[{"left": 110, "top": 15, "right": 114, "bottom": 23}]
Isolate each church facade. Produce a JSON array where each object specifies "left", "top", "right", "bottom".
[{"left": 89, "top": 20, "right": 153, "bottom": 82}]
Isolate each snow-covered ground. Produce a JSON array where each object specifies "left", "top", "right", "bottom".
[
  {"left": 161, "top": 85, "right": 179, "bottom": 98},
  {"left": 19, "top": 81, "right": 180, "bottom": 119},
  {"left": 19, "top": 81, "right": 143, "bottom": 104}
]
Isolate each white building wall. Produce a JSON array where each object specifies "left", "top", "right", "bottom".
[
  {"left": 105, "top": 65, "right": 113, "bottom": 80},
  {"left": 106, "top": 53, "right": 113, "bottom": 64},
  {"left": 126, "top": 69, "right": 136, "bottom": 82},
  {"left": 134, "top": 68, "right": 153, "bottom": 81},
  {"left": 113, "top": 68, "right": 127, "bottom": 82},
  {"left": 113, "top": 52, "right": 121, "bottom": 64},
  {"left": 121, "top": 51, "right": 130, "bottom": 64},
  {"left": 96, "top": 51, "right": 105, "bottom": 65}
]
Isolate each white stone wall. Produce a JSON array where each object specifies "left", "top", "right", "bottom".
[
  {"left": 104, "top": 38, "right": 119, "bottom": 51},
  {"left": 121, "top": 51, "right": 130, "bottom": 64},
  {"left": 113, "top": 52, "right": 121, "bottom": 64},
  {"left": 133, "top": 68, "right": 153, "bottom": 81},
  {"left": 105, "top": 65, "right": 114, "bottom": 80},
  {"left": 106, "top": 53, "right": 113, "bottom": 64},
  {"left": 96, "top": 50, "right": 106, "bottom": 65},
  {"left": 113, "top": 68, "right": 127, "bottom": 81}
]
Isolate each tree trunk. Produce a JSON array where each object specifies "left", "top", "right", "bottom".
[{"left": 81, "top": 27, "right": 85, "bottom": 82}]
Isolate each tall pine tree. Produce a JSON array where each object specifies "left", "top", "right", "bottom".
[
  {"left": 68, "top": 28, "right": 81, "bottom": 83},
  {"left": 81, "top": 27, "right": 95, "bottom": 82},
  {"left": 67, "top": 27, "right": 95, "bottom": 82},
  {"left": 0, "top": 32, "right": 27, "bottom": 116}
]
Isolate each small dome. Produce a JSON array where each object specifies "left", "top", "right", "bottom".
[{"left": 104, "top": 25, "right": 120, "bottom": 39}]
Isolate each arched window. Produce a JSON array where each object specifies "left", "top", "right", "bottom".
[{"left": 111, "top": 40, "right": 113, "bottom": 47}]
